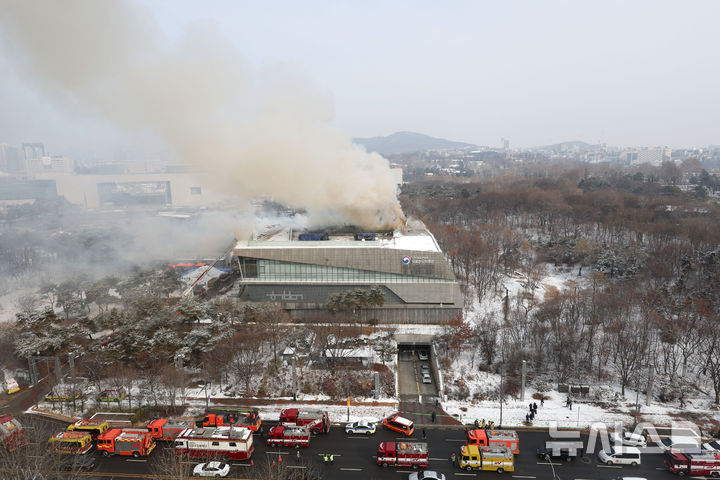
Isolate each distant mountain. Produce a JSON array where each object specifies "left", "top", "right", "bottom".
[{"left": 353, "top": 131, "right": 476, "bottom": 155}]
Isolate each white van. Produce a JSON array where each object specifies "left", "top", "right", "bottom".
[{"left": 597, "top": 446, "right": 641, "bottom": 466}]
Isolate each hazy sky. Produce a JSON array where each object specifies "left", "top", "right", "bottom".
[{"left": 1, "top": 0, "right": 719, "bottom": 156}]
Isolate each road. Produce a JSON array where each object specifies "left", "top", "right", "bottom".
[{"left": 52, "top": 423, "right": 688, "bottom": 480}]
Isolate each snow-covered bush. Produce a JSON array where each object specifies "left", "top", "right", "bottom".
[
  {"left": 532, "top": 378, "right": 551, "bottom": 393},
  {"left": 592, "top": 386, "right": 617, "bottom": 402}
]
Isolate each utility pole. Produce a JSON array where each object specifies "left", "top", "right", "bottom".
[
  {"left": 291, "top": 355, "right": 298, "bottom": 401},
  {"left": 499, "top": 365, "right": 504, "bottom": 428},
  {"left": 520, "top": 360, "right": 526, "bottom": 402},
  {"left": 646, "top": 363, "right": 654, "bottom": 407}
]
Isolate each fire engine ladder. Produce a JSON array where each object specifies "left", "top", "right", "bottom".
[{"left": 181, "top": 240, "right": 237, "bottom": 298}]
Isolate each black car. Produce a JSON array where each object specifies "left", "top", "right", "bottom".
[
  {"left": 536, "top": 446, "right": 580, "bottom": 461},
  {"left": 58, "top": 455, "right": 97, "bottom": 472}
]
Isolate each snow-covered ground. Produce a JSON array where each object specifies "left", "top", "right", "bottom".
[{"left": 13, "top": 261, "right": 720, "bottom": 434}]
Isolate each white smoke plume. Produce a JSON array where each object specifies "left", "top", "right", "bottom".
[{"left": 0, "top": 0, "right": 404, "bottom": 230}]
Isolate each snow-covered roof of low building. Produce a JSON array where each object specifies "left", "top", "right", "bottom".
[
  {"left": 324, "top": 347, "right": 374, "bottom": 359},
  {"left": 236, "top": 221, "right": 442, "bottom": 254},
  {"left": 180, "top": 266, "right": 226, "bottom": 286}
]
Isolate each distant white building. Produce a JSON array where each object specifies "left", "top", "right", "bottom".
[{"left": 623, "top": 147, "right": 670, "bottom": 166}]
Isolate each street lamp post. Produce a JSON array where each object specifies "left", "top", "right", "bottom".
[
  {"left": 499, "top": 365, "right": 504, "bottom": 428},
  {"left": 204, "top": 381, "right": 211, "bottom": 409}
]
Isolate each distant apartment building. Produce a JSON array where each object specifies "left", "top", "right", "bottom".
[
  {"left": 0, "top": 144, "right": 22, "bottom": 173},
  {"left": 21, "top": 142, "right": 45, "bottom": 172},
  {"left": 25, "top": 155, "right": 74, "bottom": 175},
  {"left": 622, "top": 147, "right": 670, "bottom": 166}
]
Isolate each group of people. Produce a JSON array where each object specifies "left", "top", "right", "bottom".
[
  {"left": 473, "top": 418, "right": 495, "bottom": 429},
  {"left": 322, "top": 453, "right": 335, "bottom": 465},
  {"left": 525, "top": 400, "right": 540, "bottom": 424}
]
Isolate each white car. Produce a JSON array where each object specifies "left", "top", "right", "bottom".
[
  {"left": 422, "top": 373, "right": 432, "bottom": 384},
  {"left": 612, "top": 431, "right": 647, "bottom": 448},
  {"left": 345, "top": 420, "right": 376, "bottom": 435},
  {"left": 408, "top": 471, "right": 445, "bottom": 480},
  {"left": 703, "top": 440, "right": 720, "bottom": 451},
  {"left": 193, "top": 462, "right": 230, "bottom": 477},
  {"left": 659, "top": 435, "right": 701, "bottom": 451},
  {"left": 597, "top": 446, "right": 641, "bottom": 466}
]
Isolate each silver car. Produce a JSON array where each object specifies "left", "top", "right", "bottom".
[{"left": 408, "top": 471, "right": 445, "bottom": 480}]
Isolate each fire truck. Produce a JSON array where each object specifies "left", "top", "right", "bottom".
[
  {"left": 174, "top": 426, "right": 254, "bottom": 460},
  {"left": 465, "top": 429, "right": 520, "bottom": 454},
  {"left": 376, "top": 441, "right": 429, "bottom": 468},
  {"left": 200, "top": 407, "right": 261, "bottom": 432},
  {"left": 48, "top": 431, "right": 94, "bottom": 455},
  {"left": 665, "top": 449, "right": 720, "bottom": 476},
  {"left": 458, "top": 445, "right": 515, "bottom": 473},
  {"left": 97, "top": 428, "right": 156, "bottom": 458},
  {"left": 0, "top": 415, "right": 26, "bottom": 452},
  {"left": 147, "top": 418, "right": 197, "bottom": 441},
  {"left": 66, "top": 419, "right": 110, "bottom": 440},
  {"left": 266, "top": 425, "right": 311, "bottom": 447},
  {"left": 279, "top": 408, "right": 329, "bottom": 435}
]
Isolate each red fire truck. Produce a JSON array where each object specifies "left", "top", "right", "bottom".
[
  {"left": 174, "top": 426, "right": 254, "bottom": 460},
  {"left": 97, "top": 429, "right": 156, "bottom": 458},
  {"left": 279, "top": 408, "right": 329, "bottom": 435},
  {"left": 147, "top": 418, "right": 196, "bottom": 441},
  {"left": 665, "top": 449, "right": 720, "bottom": 476},
  {"left": 465, "top": 429, "right": 520, "bottom": 454},
  {"left": 376, "top": 441, "right": 429, "bottom": 468},
  {"left": 201, "top": 407, "right": 261, "bottom": 432},
  {"left": 0, "top": 415, "right": 26, "bottom": 452},
  {"left": 266, "top": 425, "right": 311, "bottom": 447}
]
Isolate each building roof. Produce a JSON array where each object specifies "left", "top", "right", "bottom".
[{"left": 238, "top": 222, "right": 442, "bottom": 254}]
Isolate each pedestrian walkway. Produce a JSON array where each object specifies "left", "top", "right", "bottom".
[{"left": 399, "top": 398, "right": 462, "bottom": 427}]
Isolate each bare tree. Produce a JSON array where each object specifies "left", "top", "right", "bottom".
[{"left": 149, "top": 448, "right": 193, "bottom": 479}]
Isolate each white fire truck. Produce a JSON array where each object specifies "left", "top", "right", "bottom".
[{"left": 174, "top": 426, "right": 254, "bottom": 461}]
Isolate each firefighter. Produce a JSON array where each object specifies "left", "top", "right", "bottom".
[
  {"left": 296, "top": 449, "right": 301, "bottom": 461},
  {"left": 451, "top": 452, "right": 456, "bottom": 465},
  {"left": 329, "top": 454, "right": 334, "bottom": 465},
  {"left": 323, "top": 454, "right": 328, "bottom": 464}
]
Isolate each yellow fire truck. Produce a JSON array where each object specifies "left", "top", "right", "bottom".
[{"left": 458, "top": 444, "right": 514, "bottom": 473}]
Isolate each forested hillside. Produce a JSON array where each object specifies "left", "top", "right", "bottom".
[{"left": 401, "top": 169, "right": 720, "bottom": 403}]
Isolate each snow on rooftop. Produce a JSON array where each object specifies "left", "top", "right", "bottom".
[{"left": 236, "top": 227, "right": 441, "bottom": 253}]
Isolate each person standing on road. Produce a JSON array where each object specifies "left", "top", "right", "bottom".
[
  {"left": 541, "top": 397, "right": 544, "bottom": 407},
  {"left": 431, "top": 411, "right": 436, "bottom": 423},
  {"left": 296, "top": 449, "right": 301, "bottom": 461},
  {"left": 323, "top": 454, "right": 328, "bottom": 464},
  {"left": 329, "top": 454, "right": 334, "bottom": 465},
  {"left": 422, "top": 428, "right": 427, "bottom": 440}
]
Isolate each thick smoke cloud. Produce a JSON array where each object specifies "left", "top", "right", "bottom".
[{"left": 0, "top": 0, "right": 404, "bottom": 230}]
